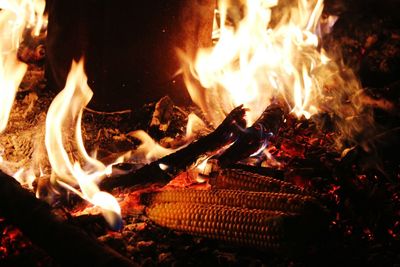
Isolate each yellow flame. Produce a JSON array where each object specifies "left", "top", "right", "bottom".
[
  {"left": 0, "top": 49, "right": 27, "bottom": 132},
  {"left": 13, "top": 167, "right": 36, "bottom": 189},
  {"left": 186, "top": 112, "right": 207, "bottom": 140},
  {"left": 184, "top": 0, "right": 362, "bottom": 127},
  {"left": 0, "top": 0, "right": 47, "bottom": 50},
  {"left": 128, "top": 130, "right": 175, "bottom": 163},
  {"left": 0, "top": 0, "right": 47, "bottom": 133},
  {"left": 128, "top": 113, "right": 208, "bottom": 165},
  {"left": 31, "top": 0, "right": 47, "bottom": 36},
  {"left": 45, "top": 60, "right": 121, "bottom": 228}
]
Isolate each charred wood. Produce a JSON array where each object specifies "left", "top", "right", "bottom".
[
  {"left": 100, "top": 105, "right": 247, "bottom": 190},
  {"left": 0, "top": 171, "right": 136, "bottom": 267},
  {"left": 217, "top": 102, "right": 285, "bottom": 167}
]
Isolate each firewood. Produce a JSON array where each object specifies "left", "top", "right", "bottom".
[
  {"left": 100, "top": 105, "right": 247, "bottom": 190},
  {"left": 217, "top": 102, "right": 286, "bottom": 167},
  {"left": 149, "top": 96, "right": 174, "bottom": 133},
  {"left": 0, "top": 171, "right": 137, "bottom": 267}
]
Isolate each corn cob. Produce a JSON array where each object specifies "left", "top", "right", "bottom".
[
  {"left": 142, "top": 189, "right": 318, "bottom": 213},
  {"left": 213, "top": 169, "right": 311, "bottom": 195},
  {"left": 146, "top": 202, "right": 293, "bottom": 250}
]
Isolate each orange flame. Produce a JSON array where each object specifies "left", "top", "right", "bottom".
[
  {"left": 0, "top": 49, "right": 27, "bottom": 132},
  {"left": 45, "top": 60, "right": 121, "bottom": 228},
  {"left": 186, "top": 112, "right": 208, "bottom": 140},
  {"left": 0, "top": 0, "right": 47, "bottom": 132},
  {"left": 184, "top": 0, "right": 363, "bottom": 129}
]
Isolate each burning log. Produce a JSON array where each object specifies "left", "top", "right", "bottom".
[
  {"left": 217, "top": 102, "right": 286, "bottom": 167},
  {"left": 18, "top": 33, "right": 46, "bottom": 65},
  {"left": 0, "top": 171, "right": 136, "bottom": 267},
  {"left": 100, "top": 105, "right": 247, "bottom": 190}
]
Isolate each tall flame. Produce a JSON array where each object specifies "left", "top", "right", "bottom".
[
  {"left": 45, "top": 60, "right": 121, "bottom": 229},
  {"left": 184, "top": 0, "right": 363, "bottom": 129},
  {"left": 0, "top": 0, "right": 47, "bottom": 132},
  {"left": 0, "top": 46, "right": 26, "bottom": 132}
]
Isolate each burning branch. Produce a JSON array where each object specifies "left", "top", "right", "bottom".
[
  {"left": 100, "top": 105, "right": 247, "bottom": 190},
  {"left": 0, "top": 171, "right": 136, "bottom": 267},
  {"left": 217, "top": 101, "right": 286, "bottom": 167}
]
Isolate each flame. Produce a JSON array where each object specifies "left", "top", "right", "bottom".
[
  {"left": 185, "top": 112, "right": 207, "bottom": 140},
  {"left": 0, "top": 49, "right": 26, "bottom": 132},
  {"left": 128, "top": 112, "right": 208, "bottom": 165},
  {"left": 0, "top": 0, "right": 47, "bottom": 132},
  {"left": 13, "top": 167, "right": 36, "bottom": 189},
  {"left": 30, "top": 0, "right": 47, "bottom": 36},
  {"left": 128, "top": 130, "right": 175, "bottom": 163},
  {"left": 184, "top": 0, "right": 363, "bottom": 128},
  {"left": 45, "top": 60, "right": 121, "bottom": 229}
]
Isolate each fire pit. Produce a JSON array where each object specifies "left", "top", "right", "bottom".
[{"left": 0, "top": 0, "right": 399, "bottom": 266}]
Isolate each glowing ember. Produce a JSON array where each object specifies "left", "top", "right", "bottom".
[
  {"left": 183, "top": 0, "right": 364, "bottom": 128},
  {"left": 45, "top": 60, "right": 121, "bottom": 229}
]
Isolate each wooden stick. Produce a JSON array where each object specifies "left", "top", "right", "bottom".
[
  {"left": 0, "top": 171, "right": 137, "bottom": 267},
  {"left": 217, "top": 102, "right": 285, "bottom": 167},
  {"left": 100, "top": 105, "right": 247, "bottom": 190}
]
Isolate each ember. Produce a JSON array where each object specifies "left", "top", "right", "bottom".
[{"left": 0, "top": 0, "right": 399, "bottom": 266}]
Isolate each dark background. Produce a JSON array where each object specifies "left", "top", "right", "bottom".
[{"left": 45, "top": 0, "right": 215, "bottom": 111}]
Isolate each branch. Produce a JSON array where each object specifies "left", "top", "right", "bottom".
[
  {"left": 217, "top": 102, "right": 286, "bottom": 167},
  {"left": 0, "top": 171, "right": 136, "bottom": 267},
  {"left": 100, "top": 105, "right": 247, "bottom": 190}
]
